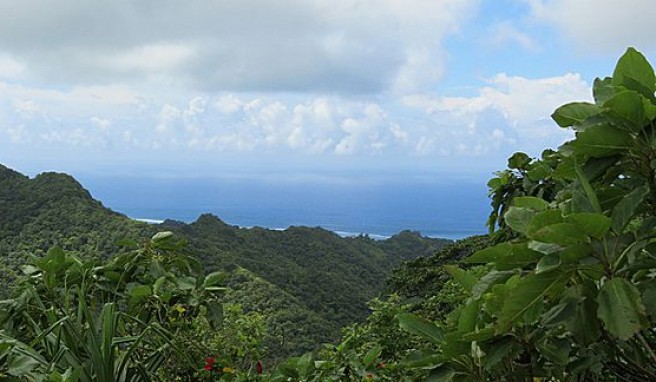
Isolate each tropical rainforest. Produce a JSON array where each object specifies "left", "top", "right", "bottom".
[{"left": 1, "top": 47, "right": 656, "bottom": 381}]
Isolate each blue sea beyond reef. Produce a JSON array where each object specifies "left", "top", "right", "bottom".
[{"left": 80, "top": 176, "right": 490, "bottom": 240}]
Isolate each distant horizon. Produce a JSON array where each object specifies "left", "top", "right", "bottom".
[{"left": 78, "top": 174, "right": 490, "bottom": 241}]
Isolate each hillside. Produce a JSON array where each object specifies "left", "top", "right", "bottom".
[{"left": 0, "top": 164, "right": 450, "bottom": 357}]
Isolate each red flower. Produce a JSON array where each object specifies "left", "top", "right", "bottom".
[
  {"left": 203, "top": 357, "right": 216, "bottom": 371},
  {"left": 256, "top": 360, "right": 263, "bottom": 374}
]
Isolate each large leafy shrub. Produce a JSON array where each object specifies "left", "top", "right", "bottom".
[{"left": 398, "top": 47, "right": 656, "bottom": 381}]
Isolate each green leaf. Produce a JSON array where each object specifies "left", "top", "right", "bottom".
[
  {"left": 127, "top": 284, "right": 152, "bottom": 300},
  {"left": 536, "top": 253, "right": 561, "bottom": 274},
  {"left": 537, "top": 338, "right": 571, "bottom": 366},
  {"left": 571, "top": 187, "right": 597, "bottom": 213},
  {"left": 612, "top": 47, "right": 656, "bottom": 96},
  {"left": 504, "top": 207, "right": 535, "bottom": 235},
  {"left": 527, "top": 162, "right": 551, "bottom": 181},
  {"left": 458, "top": 299, "right": 480, "bottom": 334},
  {"left": 565, "top": 213, "right": 612, "bottom": 239},
  {"left": 362, "top": 345, "right": 382, "bottom": 366},
  {"left": 466, "top": 243, "right": 540, "bottom": 270},
  {"left": 151, "top": 231, "right": 174, "bottom": 242},
  {"left": 296, "top": 352, "right": 314, "bottom": 377},
  {"left": 471, "top": 270, "right": 516, "bottom": 299},
  {"left": 397, "top": 313, "right": 445, "bottom": 344},
  {"left": 571, "top": 124, "right": 631, "bottom": 157},
  {"left": 202, "top": 271, "right": 227, "bottom": 288},
  {"left": 532, "top": 223, "right": 588, "bottom": 245},
  {"left": 611, "top": 185, "right": 649, "bottom": 233},
  {"left": 206, "top": 301, "right": 224, "bottom": 330},
  {"left": 575, "top": 160, "right": 602, "bottom": 213},
  {"left": 603, "top": 91, "right": 646, "bottom": 130},
  {"left": 552, "top": 102, "right": 600, "bottom": 127},
  {"left": 499, "top": 271, "right": 570, "bottom": 330},
  {"left": 8, "top": 354, "right": 41, "bottom": 376},
  {"left": 444, "top": 265, "right": 477, "bottom": 291},
  {"left": 425, "top": 366, "right": 455, "bottom": 382},
  {"left": 466, "top": 243, "right": 512, "bottom": 264},
  {"left": 513, "top": 196, "right": 549, "bottom": 211},
  {"left": 508, "top": 152, "right": 530, "bottom": 170},
  {"left": 597, "top": 278, "right": 647, "bottom": 340},
  {"left": 401, "top": 351, "right": 446, "bottom": 369},
  {"left": 460, "top": 327, "right": 496, "bottom": 342},
  {"left": 543, "top": 284, "right": 601, "bottom": 344},
  {"left": 527, "top": 209, "right": 563, "bottom": 236},
  {"left": 593, "top": 77, "right": 616, "bottom": 104},
  {"left": 176, "top": 276, "right": 197, "bottom": 291},
  {"left": 483, "top": 337, "right": 517, "bottom": 370}
]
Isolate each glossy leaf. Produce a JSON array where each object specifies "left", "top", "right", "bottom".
[
  {"left": 603, "top": 91, "right": 646, "bottom": 130},
  {"left": 527, "top": 209, "right": 563, "bottom": 236},
  {"left": 612, "top": 47, "right": 656, "bottom": 96},
  {"left": 499, "top": 271, "right": 570, "bottom": 330},
  {"left": 571, "top": 125, "right": 631, "bottom": 157},
  {"left": 597, "top": 278, "right": 647, "bottom": 340},
  {"left": 504, "top": 207, "right": 535, "bottom": 235},
  {"left": 565, "top": 213, "right": 612, "bottom": 239},
  {"left": 552, "top": 102, "right": 600, "bottom": 127},
  {"left": 466, "top": 243, "right": 541, "bottom": 270},
  {"left": 611, "top": 185, "right": 649, "bottom": 233},
  {"left": 593, "top": 77, "right": 616, "bottom": 104},
  {"left": 471, "top": 270, "right": 516, "bottom": 299},
  {"left": 397, "top": 313, "right": 445, "bottom": 344},
  {"left": 513, "top": 196, "right": 549, "bottom": 211},
  {"left": 532, "top": 223, "right": 588, "bottom": 245},
  {"left": 457, "top": 299, "right": 480, "bottom": 334},
  {"left": 536, "top": 253, "right": 560, "bottom": 274},
  {"left": 444, "top": 265, "right": 478, "bottom": 292}
]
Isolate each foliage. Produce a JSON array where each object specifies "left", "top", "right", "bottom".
[
  {"left": 0, "top": 232, "right": 224, "bottom": 381},
  {"left": 0, "top": 168, "right": 448, "bottom": 361},
  {"left": 396, "top": 47, "right": 656, "bottom": 381}
]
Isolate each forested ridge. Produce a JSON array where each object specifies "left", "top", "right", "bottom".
[{"left": 0, "top": 163, "right": 449, "bottom": 361}]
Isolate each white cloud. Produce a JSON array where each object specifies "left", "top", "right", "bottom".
[
  {"left": 90, "top": 116, "right": 111, "bottom": 130},
  {"left": 403, "top": 72, "right": 591, "bottom": 154},
  {"left": 526, "top": 0, "right": 656, "bottom": 52},
  {"left": 0, "top": 0, "right": 478, "bottom": 93}
]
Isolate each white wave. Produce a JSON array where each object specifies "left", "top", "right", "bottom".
[{"left": 132, "top": 218, "right": 165, "bottom": 224}]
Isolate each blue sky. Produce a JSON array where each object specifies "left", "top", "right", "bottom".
[{"left": 1, "top": 0, "right": 655, "bottom": 182}]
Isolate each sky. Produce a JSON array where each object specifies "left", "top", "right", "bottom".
[{"left": 1, "top": 0, "right": 655, "bottom": 182}]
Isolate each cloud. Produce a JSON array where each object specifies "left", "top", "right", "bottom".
[
  {"left": 526, "top": 0, "right": 656, "bottom": 52},
  {"left": 0, "top": 0, "right": 477, "bottom": 93},
  {"left": 0, "top": 70, "right": 592, "bottom": 163},
  {"left": 403, "top": 72, "right": 591, "bottom": 154}
]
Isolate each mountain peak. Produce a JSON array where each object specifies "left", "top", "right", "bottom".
[{"left": 0, "top": 164, "right": 27, "bottom": 182}]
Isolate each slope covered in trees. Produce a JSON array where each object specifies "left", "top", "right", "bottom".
[{"left": 0, "top": 165, "right": 449, "bottom": 359}]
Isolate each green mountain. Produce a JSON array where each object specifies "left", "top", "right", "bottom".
[{"left": 0, "top": 164, "right": 450, "bottom": 357}]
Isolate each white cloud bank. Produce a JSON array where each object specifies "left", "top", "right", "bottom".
[
  {"left": 0, "top": 72, "right": 591, "bottom": 162},
  {"left": 0, "top": 0, "right": 477, "bottom": 94}
]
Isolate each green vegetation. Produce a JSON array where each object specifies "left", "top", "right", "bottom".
[
  {"left": 2, "top": 47, "right": 656, "bottom": 381},
  {"left": 0, "top": 163, "right": 448, "bottom": 365}
]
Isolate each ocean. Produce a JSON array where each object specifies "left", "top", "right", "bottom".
[{"left": 79, "top": 176, "right": 491, "bottom": 240}]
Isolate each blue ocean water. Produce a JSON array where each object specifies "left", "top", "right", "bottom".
[{"left": 78, "top": 176, "right": 491, "bottom": 240}]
